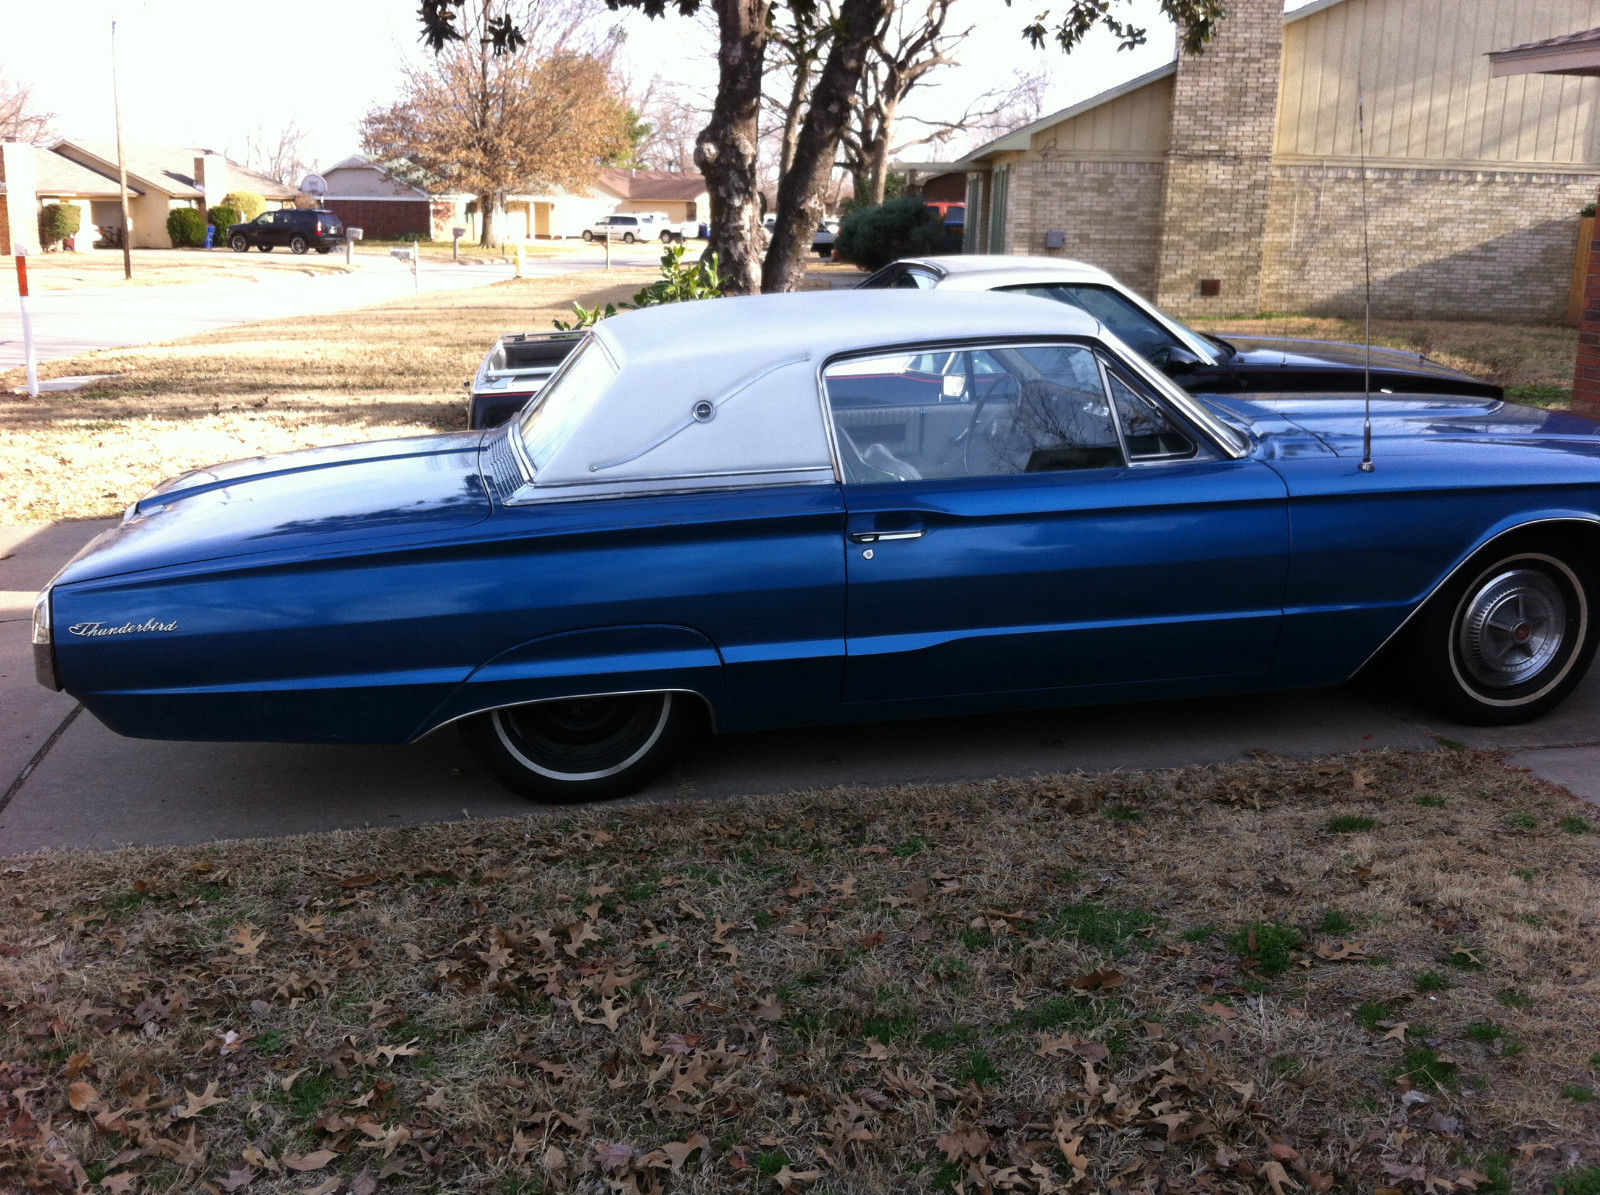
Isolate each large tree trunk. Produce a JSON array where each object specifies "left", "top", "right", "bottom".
[
  {"left": 695, "top": 0, "right": 770, "bottom": 295},
  {"left": 763, "top": 0, "right": 890, "bottom": 292},
  {"left": 477, "top": 193, "right": 496, "bottom": 248}
]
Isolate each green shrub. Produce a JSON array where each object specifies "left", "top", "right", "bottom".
[
  {"left": 166, "top": 208, "right": 207, "bottom": 248},
  {"left": 835, "top": 195, "right": 942, "bottom": 271},
  {"left": 553, "top": 243, "right": 723, "bottom": 330},
  {"left": 223, "top": 191, "right": 266, "bottom": 221},
  {"left": 37, "top": 203, "right": 82, "bottom": 249},
  {"left": 207, "top": 204, "right": 241, "bottom": 237}
]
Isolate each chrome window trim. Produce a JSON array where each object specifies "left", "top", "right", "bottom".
[
  {"left": 503, "top": 467, "right": 835, "bottom": 505},
  {"left": 814, "top": 333, "right": 1241, "bottom": 483},
  {"left": 1096, "top": 327, "right": 1247, "bottom": 459},
  {"left": 1094, "top": 354, "right": 1203, "bottom": 466}
]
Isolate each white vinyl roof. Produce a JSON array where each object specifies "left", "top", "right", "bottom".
[
  {"left": 528, "top": 290, "right": 1100, "bottom": 492},
  {"left": 905, "top": 255, "right": 1119, "bottom": 288}
]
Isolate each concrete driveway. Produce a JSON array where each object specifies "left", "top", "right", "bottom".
[
  {"left": 3, "top": 520, "right": 1597, "bottom": 855},
  {"left": 0, "top": 245, "right": 660, "bottom": 369}
]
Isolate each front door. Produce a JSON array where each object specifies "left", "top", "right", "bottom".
[{"left": 821, "top": 341, "right": 1289, "bottom": 707}]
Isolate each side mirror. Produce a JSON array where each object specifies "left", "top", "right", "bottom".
[{"left": 1159, "top": 345, "right": 1203, "bottom": 375}]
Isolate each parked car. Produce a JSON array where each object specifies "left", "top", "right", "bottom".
[
  {"left": 858, "top": 256, "right": 1503, "bottom": 399},
  {"left": 583, "top": 213, "right": 687, "bottom": 244},
  {"left": 814, "top": 219, "right": 840, "bottom": 256},
  {"left": 227, "top": 209, "right": 345, "bottom": 255},
  {"left": 468, "top": 330, "right": 586, "bottom": 430},
  {"left": 34, "top": 291, "right": 1600, "bottom": 804}
]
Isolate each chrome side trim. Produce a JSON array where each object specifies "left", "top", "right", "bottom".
[
  {"left": 418, "top": 686, "right": 718, "bottom": 739},
  {"left": 1346, "top": 515, "right": 1600, "bottom": 680}
]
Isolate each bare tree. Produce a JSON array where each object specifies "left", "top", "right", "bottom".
[
  {"left": 0, "top": 70, "right": 54, "bottom": 146},
  {"left": 630, "top": 77, "right": 711, "bottom": 172},
  {"left": 423, "top": 0, "right": 1228, "bottom": 292},
  {"left": 372, "top": 0, "right": 627, "bottom": 246},
  {"left": 242, "top": 119, "right": 312, "bottom": 186}
]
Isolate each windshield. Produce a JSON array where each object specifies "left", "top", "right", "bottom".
[
  {"left": 997, "top": 283, "right": 1204, "bottom": 365},
  {"left": 516, "top": 339, "right": 618, "bottom": 473}
]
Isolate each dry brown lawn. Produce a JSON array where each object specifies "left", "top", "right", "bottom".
[
  {"left": 2, "top": 748, "right": 1598, "bottom": 1193},
  {"left": 0, "top": 270, "right": 657, "bottom": 524},
  {"left": 1194, "top": 316, "right": 1578, "bottom": 408},
  {"left": 20, "top": 249, "right": 358, "bottom": 291}
]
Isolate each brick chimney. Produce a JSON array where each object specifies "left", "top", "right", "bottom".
[
  {"left": 1153, "top": 0, "right": 1283, "bottom": 315},
  {"left": 193, "top": 152, "right": 229, "bottom": 215}
]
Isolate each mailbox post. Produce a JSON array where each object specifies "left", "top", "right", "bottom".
[
  {"left": 346, "top": 226, "right": 363, "bottom": 266},
  {"left": 452, "top": 225, "right": 466, "bottom": 263}
]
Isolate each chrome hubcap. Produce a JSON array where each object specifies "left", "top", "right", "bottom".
[{"left": 1458, "top": 569, "right": 1565, "bottom": 688}]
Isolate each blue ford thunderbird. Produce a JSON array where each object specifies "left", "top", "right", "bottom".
[{"left": 32, "top": 291, "right": 1600, "bottom": 801}]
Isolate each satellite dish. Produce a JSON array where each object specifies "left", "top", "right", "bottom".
[{"left": 301, "top": 173, "right": 327, "bottom": 198}]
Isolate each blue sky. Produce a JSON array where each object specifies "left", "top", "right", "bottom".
[{"left": 4, "top": 0, "right": 1317, "bottom": 176}]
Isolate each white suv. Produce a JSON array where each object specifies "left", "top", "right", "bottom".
[{"left": 583, "top": 213, "right": 682, "bottom": 244}]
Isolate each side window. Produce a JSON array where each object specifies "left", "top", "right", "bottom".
[
  {"left": 1103, "top": 366, "right": 1199, "bottom": 461},
  {"left": 824, "top": 344, "right": 1124, "bottom": 483}
]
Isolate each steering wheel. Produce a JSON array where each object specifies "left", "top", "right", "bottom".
[{"left": 958, "top": 374, "right": 1018, "bottom": 476}]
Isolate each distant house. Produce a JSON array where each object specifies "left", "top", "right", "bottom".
[
  {"left": 0, "top": 140, "right": 297, "bottom": 253},
  {"left": 320, "top": 156, "right": 711, "bottom": 241},
  {"left": 321, "top": 155, "right": 467, "bottom": 241},
  {"left": 957, "top": 0, "right": 1600, "bottom": 321}
]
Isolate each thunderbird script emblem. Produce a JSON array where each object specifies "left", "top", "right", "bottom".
[{"left": 68, "top": 619, "right": 178, "bottom": 638}]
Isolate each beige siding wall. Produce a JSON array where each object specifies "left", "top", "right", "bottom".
[
  {"left": 1278, "top": 0, "right": 1600, "bottom": 167},
  {"left": 1024, "top": 76, "right": 1174, "bottom": 161}
]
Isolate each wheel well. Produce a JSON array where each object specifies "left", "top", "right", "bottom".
[{"left": 1355, "top": 517, "right": 1600, "bottom": 680}]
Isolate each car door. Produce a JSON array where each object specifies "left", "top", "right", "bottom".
[{"left": 821, "top": 340, "right": 1290, "bottom": 707}]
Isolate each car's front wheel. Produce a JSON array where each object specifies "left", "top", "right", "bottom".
[
  {"left": 581, "top": 230, "right": 594, "bottom": 242},
  {"left": 623, "top": 232, "right": 636, "bottom": 244},
  {"left": 289, "top": 235, "right": 309, "bottom": 254},
  {"left": 230, "top": 234, "right": 249, "bottom": 252},
  {"left": 1407, "top": 544, "right": 1597, "bottom": 725},
  {"left": 461, "top": 691, "right": 696, "bottom": 802}
]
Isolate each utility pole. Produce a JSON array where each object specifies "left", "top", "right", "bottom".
[{"left": 111, "top": 20, "right": 133, "bottom": 280}]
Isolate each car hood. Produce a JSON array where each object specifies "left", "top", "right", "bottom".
[
  {"left": 1219, "top": 336, "right": 1485, "bottom": 385},
  {"left": 1202, "top": 393, "right": 1600, "bottom": 458},
  {"left": 57, "top": 432, "right": 491, "bottom": 585}
]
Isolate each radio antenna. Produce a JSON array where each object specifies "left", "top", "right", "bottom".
[{"left": 1358, "top": 76, "right": 1376, "bottom": 474}]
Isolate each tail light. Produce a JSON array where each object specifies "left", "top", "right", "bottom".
[{"left": 315, "top": 220, "right": 324, "bottom": 234}]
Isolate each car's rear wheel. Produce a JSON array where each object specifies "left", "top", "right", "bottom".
[
  {"left": 582, "top": 230, "right": 594, "bottom": 242},
  {"left": 229, "top": 234, "right": 249, "bottom": 252},
  {"left": 289, "top": 235, "right": 309, "bottom": 254},
  {"left": 461, "top": 691, "right": 695, "bottom": 802},
  {"left": 623, "top": 232, "right": 636, "bottom": 244},
  {"left": 1406, "top": 543, "right": 1598, "bottom": 725}
]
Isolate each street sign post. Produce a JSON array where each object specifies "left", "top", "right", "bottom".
[{"left": 15, "top": 251, "right": 38, "bottom": 398}]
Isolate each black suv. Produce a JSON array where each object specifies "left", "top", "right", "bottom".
[{"left": 226, "top": 209, "right": 345, "bottom": 255}]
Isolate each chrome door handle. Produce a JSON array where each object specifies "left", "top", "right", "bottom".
[{"left": 848, "top": 529, "right": 924, "bottom": 543}]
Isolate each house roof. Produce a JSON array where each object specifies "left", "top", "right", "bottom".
[
  {"left": 32, "top": 147, "right": 143, "bottom": 198},
  {"left": 963, "top": 0, "right": 1352, "bottom": 165},
  {"left": 55, "top": 141, "right": 298, "bottom": 199},
  {"left": 1488, "top": 27, "right": 1600, "bottom": 78},
  {"left": 597, "top": 167, "right": 707, "bottom": 201}
]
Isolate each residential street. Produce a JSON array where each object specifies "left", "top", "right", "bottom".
[
  {"left": 4, "top": 518, "right": 1598, "bottom": 855},
  {"left": 0, "top": 245, "right": 661, "bottom": 369}
]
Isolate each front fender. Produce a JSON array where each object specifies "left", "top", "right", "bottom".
[{"left": 412, "top": 624, "right": 725, "bottom": 740}]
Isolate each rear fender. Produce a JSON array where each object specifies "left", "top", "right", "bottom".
[{"left": 413, "top": 624, "right": 724, "bottom": 740}]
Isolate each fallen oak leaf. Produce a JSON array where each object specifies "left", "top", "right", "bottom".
[
  {"left": 229, "top": 922, "right": 267, "bottom": 956},
  {"left": 774, "top": 1165, "right": 824, "bottom": 1191},
  {"left": 102, "top": 1175, "right": 137, "bottom": 1195},
  {"left": 173, "top": 1079, "right": 227, "bottom": 1119},
  {"left": 67, "top": 1081, "right": 99, "bottom": 1112},
  {"left": 1263, "top": 1159, "right": 1300, "bottom": 1195},
  {"left": 281, "top": 1149, "right": 339, "bottom": 1172},
  {"left": 1312, "top": 941, "right": 1370, "bottom": 961},
  {"left": 219, "top": 1166, "right": 257, "bottom": 1191},
  {"left": 302, "top": 1179, "right": 340, "bottom": 1195},
  {"left": 1382, "top": 1022, "right": 1409, "bottom": 1042},
  {"left": 655, "top": 1133, "right": 709, "bottom": 1172},
  {"left": 1070, "top": 968, "right": 1125, "bottom": 990}
]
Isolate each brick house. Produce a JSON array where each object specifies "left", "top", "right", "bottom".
[{"left": 959, "top": 0, "right": 1600, "bottom": 320}]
